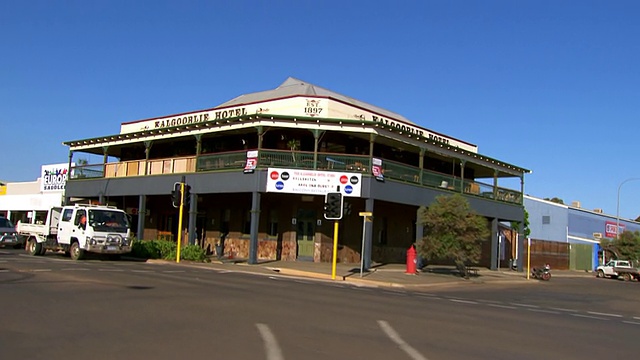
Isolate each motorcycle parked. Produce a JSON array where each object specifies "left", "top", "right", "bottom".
[{"left": 531, "top": 264, "right": 552, "bottom": 281}]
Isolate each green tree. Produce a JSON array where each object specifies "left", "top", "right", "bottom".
[
  {"left": 511, "top": 209, "right": 530, "bottom": 239},
  {"left": 600, "top": 231, "right": 640, "bottom": 263},
  {"left": 417, "top": 194, "right": 490, "bottom": 277}
]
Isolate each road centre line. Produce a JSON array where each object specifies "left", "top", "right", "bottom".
[
  {"left": 31, "top": 269, "right": 52, "bottom": 272},
  {"left": 587, "top": 311, "right": 622, "bottom": 318},
  {"left": 510, "top": 303, "right": 539, "bottom": 308},
  {"left": 622, "top": 321, "right": 640, "bottom": 326},
  {"left": 256, "top": 323, "right": 285, "bottom": 360},
  {"left": 450, "top": 299, "right": 478, "bottom": 304},
  {"left": 98, "top": 269, "right": 124, "bottom": 272},
  {"left": 162, "top": 270, "right": 185, "bottom": 273},
  {"left": 477, "top": 299, "right": 504, "bottom": 304},
  {"left": 550, "top": 307, "right": 579, "bottom": 313},
  {"left": 571, "top": 314, "right": 609, "bottom": 321},
  {"left": 0, "top": 269, "right": 9, "bottom": 272},
  {"left": 378, "top": 320, "right": 428, "bottom": 360},
  {"left": 130, "top": 270, "right": 153, "bottom": 273},
  {"left": 527, "top": 309, "right": 560, "bottom": 314},
  {"left": 61, "top": 268, "right": 89, "bottom": 271},
  {"left": 487, "top": 304, "right": 517, "bottom": 309},
  {"left": 634, "top": 317, "right": 640, "bottom": 320}
]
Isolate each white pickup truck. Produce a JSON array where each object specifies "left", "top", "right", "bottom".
[
  {"left": 17, "top": 204, "right": 132, "bottom": 260},
  {"left": 596, "top": 260, "right": 634, "bottom": 279}
]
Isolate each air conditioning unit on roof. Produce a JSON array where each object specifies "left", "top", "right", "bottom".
[
  {"left": 593, "top": 208, "right": 603, "bottom": 213},
  {"left": 593, "top": 232, "right": 603, "bottom": 239}
]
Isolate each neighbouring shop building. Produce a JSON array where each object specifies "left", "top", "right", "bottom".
[
  {"left": 63, "top": 77, "right": 530, "bottom": 269},
  {"left": 524, "top": 196, "right": 640, "bottom": 271},
  {"left": 0, "top": 163, "right": 70, "bottom": 225}
]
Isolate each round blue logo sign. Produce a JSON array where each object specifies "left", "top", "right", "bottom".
[
  {"left": 345, "top": 185, "right": 353, "bottom": 194},
  {"left": 275, "top": 181, "right": 285, "bottom": 190}
]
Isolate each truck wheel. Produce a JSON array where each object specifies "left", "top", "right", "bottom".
[
  {"left": 26, "top": 239, "right": 42, "bottom": 256},
  {"left": 596, "top": 270, "right": 604, "bottom": 278},
  {"left": 623, "top": 273, "right": 632, "bottom": 281},
  {"left": 70, "top": 242, "right": 85, "bottom": 261},
  {"left": 38, "top": 245, "right": 47, "bottom": 256}
]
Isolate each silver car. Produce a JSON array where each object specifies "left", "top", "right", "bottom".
[{"left": 0, "top": 217, "right": 20, "bottom": 249}]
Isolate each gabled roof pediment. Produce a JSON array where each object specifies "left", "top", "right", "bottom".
[{"left": 218, "top": 77, "right": 415, "bottom": 125}]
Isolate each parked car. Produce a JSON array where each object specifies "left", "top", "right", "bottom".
[
  {"left": 596, "top": 260, "right": 634, "bottom": 279},
  {"left": 0, "top": 217, "right": 21, "bottom": 249}
]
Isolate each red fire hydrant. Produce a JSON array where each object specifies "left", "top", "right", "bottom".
[{"left": 406, "top": 245, "right": 417, "bottom": 274}]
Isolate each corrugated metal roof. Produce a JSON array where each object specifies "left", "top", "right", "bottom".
[{"left": 217, "top": 77, "right": 416, "bottom": 125}]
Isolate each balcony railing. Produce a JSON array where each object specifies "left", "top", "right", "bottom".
[{"left": 70, "top": 149, "right": 522, "bottom": 204}]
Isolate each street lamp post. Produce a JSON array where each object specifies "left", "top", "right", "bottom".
[{"left": 616, "top": 177, "right": 640, "bottom": 239}]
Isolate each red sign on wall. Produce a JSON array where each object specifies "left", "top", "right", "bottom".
[{"left": 605, "top": 221, "right": 625, "bottom": 238}]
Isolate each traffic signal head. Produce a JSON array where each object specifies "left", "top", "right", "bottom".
[
  {"left": 343, "top": 201, "right": 352, "bottom": 216},
  {"left": 183, "top": 185, "right": 191, "bottom": 208},
  {"left": 171, "top": 182, "right": 181, "bottom": 208},
  {"left": 324, "top": 192, "right": 343, "bottom": 220}
]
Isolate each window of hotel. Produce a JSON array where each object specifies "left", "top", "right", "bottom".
[{"left": 542, "top": 215, "right": 551, "bottom": 225}]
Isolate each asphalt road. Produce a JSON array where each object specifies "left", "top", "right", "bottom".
[{"left": 1, "top": 249, "right": 639, "bottom": 360}]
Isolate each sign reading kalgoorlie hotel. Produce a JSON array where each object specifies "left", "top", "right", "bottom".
[{"left": 119, "top": 97, "right": 478, "bottom": 153}]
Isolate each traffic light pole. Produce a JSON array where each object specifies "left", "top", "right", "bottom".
[
  {"left": 176, "top": 181, "right": 184, "bottom": 263},
  {"left": 331, "top": 220, "right": 339, "bottom": 280}
]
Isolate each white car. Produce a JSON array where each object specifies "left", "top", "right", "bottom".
[{"left": 596, "top": 260, "right": 633, "bottom": 279}]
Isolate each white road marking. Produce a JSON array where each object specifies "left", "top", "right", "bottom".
[
  {"left": 587, "top": 311, "right": 622, "bottom": 318},
  {"left": 256, "top": 323, "right": 285, "bottom": 360},
  {"left": 571, "top": 314, "right": 609, "bottom": 321},
  {"left": 622, "top": 321, "right": 640, "bottom": 326},
  {"left": 550, "top": 307, "right": 578, "bottom": 313},
  {"left": 98, "top": 269, "right": 124, "bottom": 272},
  {"left": 450, "top": 299, "right": 478, "bottom": 304},
  {"left": 61, "top": 268, "right": 89, "bottom": 271},
  {"left": 162, "top": 270, "right": 185, "bottom": 273},
  {"left": 510, "top": 303, "right": 539, "bottom": 308},
  {"left": 488, "top": 304, "right": 517, "bottom": 309},
  {"left": 130, "top": 270, "right": 153, "bottom": 273},
  {"left": 0, "top": 269, "right": 9, "bottom": 272},
  {"left": 477, "top": 300, "right": 504, "bottom": 304},
  {"left": 378, "top": 320, "right": 428, "bottom": 360},
  {"left": 634, "top": 317, "right": 640, "bottom": 320},
  {"left": 527, "top": 309, "right": 560, "bottom": 314},
  {"left": 31, "top": 269, "right": 52, "bottom": 272}
]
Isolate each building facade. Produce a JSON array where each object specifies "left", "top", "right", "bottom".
[
  {"left": 0, "top": 163, "right": 70, "bottom": 225},
  {"left": 524, "top": 196, "right": 640, "bottom": 270},
  {"left": 63, "top": 78, "right": 530, "bottom": 269}
]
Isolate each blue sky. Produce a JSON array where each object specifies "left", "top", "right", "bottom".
[{"left": 1, "top": 1, "right": 639, "bottom": 220}]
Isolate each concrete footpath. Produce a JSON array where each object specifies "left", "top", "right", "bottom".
[{"left": 152, "top": 257, "right": 596, "bottom": 289}]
